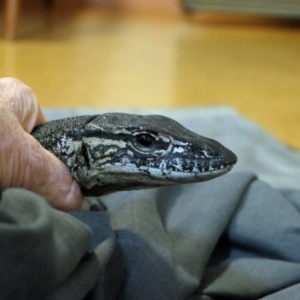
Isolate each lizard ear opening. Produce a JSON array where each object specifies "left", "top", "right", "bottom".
[{"left": 81, "top": 143, "right": 90, "bottom": 168}]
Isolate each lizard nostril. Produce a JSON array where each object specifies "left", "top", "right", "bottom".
[{"left": 203, "top": 149, "right": 214, "bottom": 158}]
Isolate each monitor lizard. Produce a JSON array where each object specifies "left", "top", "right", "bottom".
[{"left": 32, "top": 113, "right": 237, "bottom": 197}]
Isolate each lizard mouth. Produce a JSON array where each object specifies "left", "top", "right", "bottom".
[
  {"left": 137, "top": 162, "right": 236, "bottom": 184},
  {"left": 82, "top": 163, "right": 236, "bottom": 197}
]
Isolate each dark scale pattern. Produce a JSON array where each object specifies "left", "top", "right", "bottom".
[
  {"left": 31, "top": 113, "right": 237, "bottom": 196},
  {"left": 32, "top": 115, "right": 97, "bottom": 156}
]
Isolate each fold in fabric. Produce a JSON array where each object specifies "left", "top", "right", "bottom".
[
  {"left": 0, "top": 189, "right": 100, "bottom": 300},
  {"left": 1, "top": 172, "right": 300, "bottom": 299}
]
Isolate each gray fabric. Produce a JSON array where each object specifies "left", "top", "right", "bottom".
[
  {"left": 1, "top": 107, "right": 300, "bottom": 299},
  {"left": 0, "top": 189, "right": 100, "bottom": 300},
  {"left": 1, "top": 173, "right": 300, "bottom": 299}
]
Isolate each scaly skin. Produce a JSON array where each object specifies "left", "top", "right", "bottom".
[{"left": 32, "top": 113, "right": 237, "bottom": 196}]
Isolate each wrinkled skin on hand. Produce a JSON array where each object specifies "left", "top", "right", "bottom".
[{"left": 0, "top": 78, "right": 88, "bottom": 211}]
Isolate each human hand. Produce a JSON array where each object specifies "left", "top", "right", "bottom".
[{"left": 0, "top": 78, "right": 88, "bottom": 211}]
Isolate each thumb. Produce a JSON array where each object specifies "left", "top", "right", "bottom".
[
  {"left": 1, "top": 124, "right": 88, "bottom": 211},
  {"left": 0, "top": 77, "right": 89, "bottom": 211}
]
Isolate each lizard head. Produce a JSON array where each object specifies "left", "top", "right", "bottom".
[{"left": 75, "top": 113, "right": 237, "bottom": 196}]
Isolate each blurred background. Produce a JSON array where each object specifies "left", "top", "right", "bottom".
[{"left": 0, "top": 0, "right": 299, "bottom": 149}]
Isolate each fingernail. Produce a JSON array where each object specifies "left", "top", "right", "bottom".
[{"left": 80, "top": 200, "right": 90, "bottom": 211}]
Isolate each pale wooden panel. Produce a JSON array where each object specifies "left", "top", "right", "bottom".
[{"left": 3, "top": 0, "right": 21, "bottom": 39}]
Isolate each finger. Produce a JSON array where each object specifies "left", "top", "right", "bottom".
[
  {"left": 1, "top": 127, "right": 88, "bottom": 211},
  {"left": 0, "top": 77, "right": 48, "bottom": 132},
  {"left": 26, "top": 134, "right": 88, "bottom": 211},
  {"left": 0, "top": 78, "right": 88, "bottom": 211}
]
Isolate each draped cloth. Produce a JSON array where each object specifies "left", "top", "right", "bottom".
[{"left": 1, "top": 107, "right": 299, "bottom": 299}]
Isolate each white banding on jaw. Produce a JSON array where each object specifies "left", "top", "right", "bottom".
[
  {"left": 32, "top": 113, "right": 237, "bottom": 196},
  {"left": 80, "top": 162, "right": 235, "bottom": 189}
]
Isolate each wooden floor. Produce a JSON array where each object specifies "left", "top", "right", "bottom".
[{"left": 0, "top": 3, "right": 300, "bottom": 149}]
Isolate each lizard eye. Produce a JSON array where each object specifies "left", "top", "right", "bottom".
[{"left": 135, "top": 134, "right": 155, "bottom": 148}]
